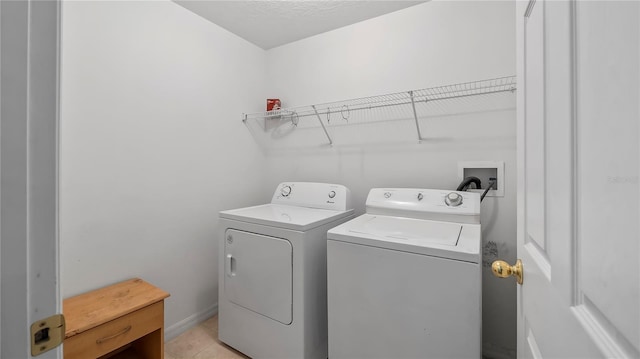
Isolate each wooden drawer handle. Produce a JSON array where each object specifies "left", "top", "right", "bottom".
[{"left": 96, "top": 325, "right": 132, "bottom": 344}]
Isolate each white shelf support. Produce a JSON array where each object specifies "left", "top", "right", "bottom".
[
  {"left": 311, "top": 105, "right": 333, "bottom": 145},
  {"left": 409, "top": 90, "right": 423, "bottom": 142}
]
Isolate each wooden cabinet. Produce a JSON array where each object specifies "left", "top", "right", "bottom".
[{"left": 64, "top": 278, "right": 170, "bottom": 359}]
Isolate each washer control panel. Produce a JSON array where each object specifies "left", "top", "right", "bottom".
[
  {"left": 365, "top": 188, "right": 481, "bottom": 224},
  {"left": 272, "top": 182, "right": 352, "bottom": 211}
]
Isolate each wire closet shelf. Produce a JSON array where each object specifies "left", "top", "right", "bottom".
[{"left": 243, "top": 76, "right": 517, "bottom": 146}]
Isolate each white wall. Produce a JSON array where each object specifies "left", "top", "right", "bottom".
[
  {"left": 60, "top": 0, "right": 268, "bottom": 335},
  {"left": 264, "top": 1, "right": 517, "bottom": 357}
]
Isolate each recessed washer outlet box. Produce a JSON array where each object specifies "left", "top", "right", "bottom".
[{"left": 457, "top": 161, "right": 505, "bottom": 197}]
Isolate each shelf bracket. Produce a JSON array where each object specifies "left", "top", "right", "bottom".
[
  {"left": 312, "top": 105, "right": 333, "bottom": 145},
  {"left": 409, "top": 91, "right": 423, "bottom": 142}
]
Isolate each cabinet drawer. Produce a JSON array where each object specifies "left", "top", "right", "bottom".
[{"left": 64, "top": 301, "right": 163, "bottom": 359}]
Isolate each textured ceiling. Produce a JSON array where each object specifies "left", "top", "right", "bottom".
[{"left": 174, "top": 1, "right": 426, "bottom": 50}]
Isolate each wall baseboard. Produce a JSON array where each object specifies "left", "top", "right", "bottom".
[
  {"left": 482, "top": 342, "right": 516, "bottom": 359},
  {"left": 165, "top": 303, "right": 218, "bottom": 341}
]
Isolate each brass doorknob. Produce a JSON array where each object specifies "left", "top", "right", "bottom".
[{"left": 491, "top": 259, "right": 523, "bottom": 284}]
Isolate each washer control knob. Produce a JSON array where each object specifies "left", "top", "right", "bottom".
[
  {"left": 384, "top": 192, "right": 392, "bottom": 199},
  {"left": 281, "top": 185, "right": 292, "bottom": 197},
  {"left": 445, "top": 192, "right": 463, "bottom": 207},
  {"left": 328, "top": 190, "right": 336, "bottom": 199},
  {"left": 417, "top": 193, "right": 424, "bottom": 201}
]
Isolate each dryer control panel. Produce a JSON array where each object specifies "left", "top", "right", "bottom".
[
  {"left": 366, "top": 188, "right": 481, "bottom": 224},
  {"left": 271, "top": 182, "right": 353, "bottom": 211}
]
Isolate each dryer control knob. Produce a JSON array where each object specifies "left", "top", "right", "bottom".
[
  {"left": 445, "top": 192, "right": 463, "bottom": 207},
  {"left": 328, "top": 190, "right": 336, "bottom": 198},
  {"left": 281, "top": 185, "right": 292, "bottom": 197}
]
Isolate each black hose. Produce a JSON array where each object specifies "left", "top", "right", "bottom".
[
  {"left": 456, "top": 176, "right": 482, "bottom": 191},
  {"left": 480, "top": 180, "right": 496, "bottom": 202}
]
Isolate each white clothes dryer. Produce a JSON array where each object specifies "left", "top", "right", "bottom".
[
  {"left": 218, "top": 182, "right": 354, "bottom": 359},
  {"left": 327, "top": 188, "right": 482, "bottom": 359}
]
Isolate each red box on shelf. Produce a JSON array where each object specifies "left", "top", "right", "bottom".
[{"left": 267, "top": 99, "right": 281, "bottom": 111}]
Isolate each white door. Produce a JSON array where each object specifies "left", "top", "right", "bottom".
[
  {"left": 1, "top": 0, "right": 62, "bottom": 358},
  {"left": 506, "top": 0, "right": 640, "bottom": 357},
  {"left": 224, "top": 229, "right": 293, "bottom": 325}
]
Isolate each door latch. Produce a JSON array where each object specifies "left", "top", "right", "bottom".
[{"left": 30, "top": 314, "right": 65, "bottom": 356}]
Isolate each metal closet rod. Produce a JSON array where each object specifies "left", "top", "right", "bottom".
[
  {"left": 244, "top": 76, "right": 517, "bottom": 121},
  {"left": 242, "top": 76, "right": 517, "bottom": 145},
  {"left": 267, "top": 87, "right": 516, "bottom": 120}
]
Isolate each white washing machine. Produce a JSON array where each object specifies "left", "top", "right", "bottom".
[
  {"left": 218, "top": 182, "right": 354, "bottom": 359},
  {"left": 327, "top": 188, "right": 481, "bottom": 359}
]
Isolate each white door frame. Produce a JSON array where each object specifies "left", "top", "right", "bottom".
[{"left": 1, "top": 0, "right": 61, "bottom": 358}]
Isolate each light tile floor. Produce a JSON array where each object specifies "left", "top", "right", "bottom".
[
  {"left": 165, "top": 317, "right": 492, "bottom": 359},
  {"left": 165, "top": 315, "right": 248, "bottom": 359}
]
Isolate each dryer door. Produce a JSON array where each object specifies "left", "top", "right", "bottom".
[{"left": 224, "top": 229, "right": 293, "bottom": 325}]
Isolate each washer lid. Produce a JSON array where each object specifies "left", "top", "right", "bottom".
[
  {"left": 220, "top": 204, "right": 354, "bottom": 231},
  {"left": 349, "top": 216, "right": 462, "bottom": 246},
  {"left": 327, "top": 214, "right": 481, "bottom": 263}
]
